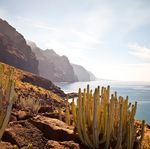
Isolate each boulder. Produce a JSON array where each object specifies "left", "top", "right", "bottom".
[
  {"left": 2, "top": 120, "right": 47, "bottom": 148},
  {"left": 30, "top": 115, "right": 78, "bottom": 142},
  {"left": 2, "top": 115, "right": 80, "bottom": 148}
]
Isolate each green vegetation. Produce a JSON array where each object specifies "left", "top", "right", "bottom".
[
  {"left": 70, "top": 85, "right": 145, "bottom": 149},
  {"left": 0, "top": 63, "right": 15, "bottom": 140},
  {"left": 27, "top": 144, "right": 33, "bottom": 149},
  {"left": 65, "top": 96, "right": 70, "bottom": 125}
]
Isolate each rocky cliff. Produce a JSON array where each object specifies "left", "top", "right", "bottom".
[
  {"left": 72, "top": 64, "right": 96, "bottom": 81},
  {"left": 27, "top": 41, "right": 78, "bottom": 82},
  {"left": 0, "top": 18, "right": 39, "bottom": 74}
]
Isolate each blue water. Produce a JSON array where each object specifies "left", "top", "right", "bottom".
[{"left": 55, "top": 80, "right": 150, "bottom": 124}]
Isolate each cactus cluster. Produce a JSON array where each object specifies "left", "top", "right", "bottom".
[
  {"left": 0, "top": 64, "right": 15, "bottom": 140},
  {"left": 71, "top": 85, "right": 145, "bottom": 149}
]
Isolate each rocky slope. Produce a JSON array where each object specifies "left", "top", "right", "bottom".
[
  {"left": 0, "top": 62, "right": 66, "bottom": 114},
  {"left": 27, "top": 41, "right": 78, "bottom": 82},
  {"left": 1, "top": 115, "right": 84, "bottom": 149},
  {"left": 72, "top": 64, "right": 96, "bottom": 82},
  {"left": 0, "top": 18, "right": 38, "bottom": 74}
]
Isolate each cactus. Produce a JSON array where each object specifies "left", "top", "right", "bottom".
[
  {"left": 13, "top": 145, "right": 19, "bottom": 149},
  {"left": 13, "top": 144, "right": 33, "bottom": 149},
  {"left": 0, "top": 64, "right": 15, "bottom": 140},
  {"left": 71, "top": 85, "right": 145, "bottom": 149},
  {"left": 27, "top": 144, "right": 33, "bottom": 149},
  {"left": 65, "top": 96, "right": 70, "bottom": 125}
]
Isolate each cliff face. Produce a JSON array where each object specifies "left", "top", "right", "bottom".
[
  {"left": 88, "top": 71, "right": 96, "bottom": 81},
  {"left": 72, "top": 64, "right": 90, "bottom": 81},
  {"left": 0, "top": 19, "right": 39, "bottom": 74},
  {"left": 27, "top": 41, "right": 78, "bottom": 82},
  {"left": 72, "top": 64, "right": 96, "bottom": 81}
]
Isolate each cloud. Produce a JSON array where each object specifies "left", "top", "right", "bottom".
[
  {"left": 33, "top": 23, "right": 58, "bottom": 32},
  {"left": 44, "top": 28, "right": 102, "bottom": 57},
  {"left": 128, "top": 43, "right": 150, "bottom": 61}
]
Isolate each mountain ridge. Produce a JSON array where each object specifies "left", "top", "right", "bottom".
[
  {"left": 0, "top": 18, "right": 96, "bottom": 83},
  {"left": 0, "top": 18, "right": 39, "bottom": 74},
  {"left": 27, "top": 41, "right": 78, "bottom": 82},
  {"left": 28, "top": 40, "right": 96, "bottom": 82}
]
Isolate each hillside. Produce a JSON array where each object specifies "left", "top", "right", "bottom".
[
  {"left": 0, "top": 62, "right": 66, "bottom": 110},
  {"left": 27, "top": 41, "right": 78, "bottom": 82},
  {"left": 0, "top": 18, "right": 38, "bottom": 74}
]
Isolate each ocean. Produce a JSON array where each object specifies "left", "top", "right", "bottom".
[{"left": 55, "top": 80, "right": 150, "bottom": 124}]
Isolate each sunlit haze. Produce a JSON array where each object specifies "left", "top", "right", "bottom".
[{"left": 1, "top": 0, "right": 150, "bottom": 82}]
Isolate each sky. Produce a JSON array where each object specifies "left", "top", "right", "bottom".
[{"left": 0, "top": 0, "right": 150, "bottom": 82}]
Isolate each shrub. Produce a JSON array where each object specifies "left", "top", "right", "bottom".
[{"left": 18, "top": 97, "right": 41, "bottom": 114}]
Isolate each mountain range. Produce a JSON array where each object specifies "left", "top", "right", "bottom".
[{"left": 0, "top": 18, "right": 96, "bottom": 82}]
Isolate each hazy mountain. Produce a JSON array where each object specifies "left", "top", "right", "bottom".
[
  {"left": 72, "top": 64, "right": 96, "bottom": 81},
  {"left": 0, "top": 18, "right": 39, "bottom": 74},
  {"left": 0, "top": 18, "right": 95, "bottom": 82},
  {"left": 27, "top": 41, "right": 78, "bottom": 82},
  {"left": 88, "top": 71, "right": 96, "bottom": 81}
]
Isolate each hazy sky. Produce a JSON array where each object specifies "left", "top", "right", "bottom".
[{"left": 0, "top": 0, "right": 150, "bottom": 82}]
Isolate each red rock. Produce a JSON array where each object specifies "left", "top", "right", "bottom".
[
  {"left": 30, "top": 115, "right": 78, "bottom": 142},
  {"left": 2, "top": 120, "right": 47, "bottom": 148},
  {"left": 2, "top": 115, "right": 80, "bottom": 148}
]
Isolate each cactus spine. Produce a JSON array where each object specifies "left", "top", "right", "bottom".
[
  {"left": 71, "top": 85, "right": 145, "bottom": 149},
  {"left": 0, "top": 64, "right": 14, "bottom": 140}
]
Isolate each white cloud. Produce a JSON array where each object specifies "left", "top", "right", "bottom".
[
  {"left": 44, "top": 28, "right": 102, "bottom": 63},
  {"left": 33, "top": 23, "right": 58, "bottom": 32},
  {"left": 128, "top": 43, "right": 150, "bottom": 61}
]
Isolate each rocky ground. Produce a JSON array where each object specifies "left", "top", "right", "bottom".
[
  {"left": 1, "top": 115, "right": 83, "bottom": 149},
  {"left": 1, "top": 113, "right": 150, "bottom": 149}
]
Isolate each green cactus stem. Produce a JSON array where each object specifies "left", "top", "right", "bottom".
[{"left": 0, "top": 64, "right": 15, "bottom": 140}]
